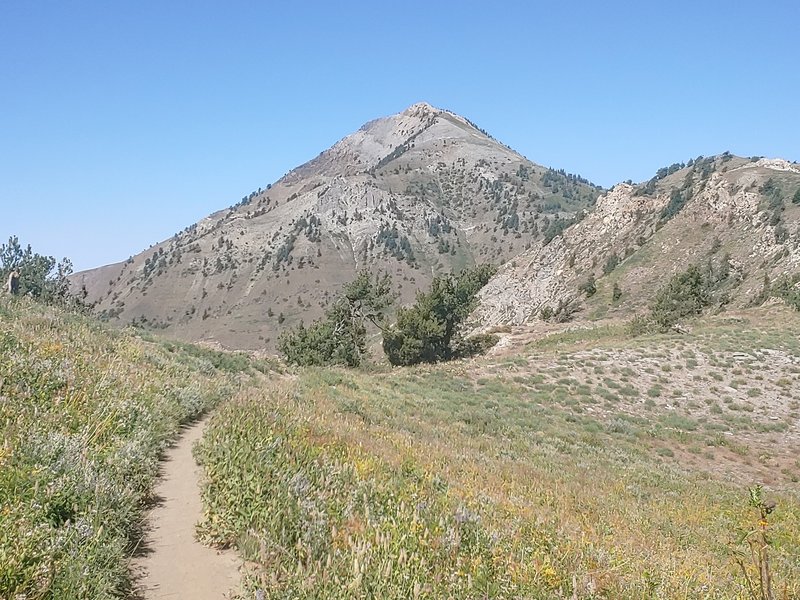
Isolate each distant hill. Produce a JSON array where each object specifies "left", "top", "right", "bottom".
[
  {"left": 73, "top": 102, "right": 602, "bottom": 349},
  {"left": 475, "top": 154, "right": 800, "bottom": 327}
]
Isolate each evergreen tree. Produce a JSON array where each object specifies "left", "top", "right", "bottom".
[
  {"left": 279, "top": 271, "right": 394, "bottom": 367},
  {"left": 383, "top": 264, "right": 496, "bottom": 366},
  {"left": 1, "top": 236, "right": 75, "bottom": 304}
]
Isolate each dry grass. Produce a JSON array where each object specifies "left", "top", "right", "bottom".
[{"left": 197, "top": 307, "right": 800, "bottom": 598}]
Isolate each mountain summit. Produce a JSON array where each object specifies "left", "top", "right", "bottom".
[{"left": 74, "top": 104, "right": 602, "bottom": 349}]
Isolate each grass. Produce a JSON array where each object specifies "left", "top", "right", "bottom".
[
  {"left": 0, "top": 297, "right": 245, "bottom": 598},
  {"left": 4, "top": 295, "right": 800, "bottom": 599},
  {"left": 196, "top": 311, "right": 800, "bottom": 599}
]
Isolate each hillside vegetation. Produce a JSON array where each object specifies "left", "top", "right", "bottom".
[
  {"left": 196, "top": 307, "right": 800, "bottom": 599},
  {"left": 0, "top": 296, "right": 270, "bottom": 599},
  {"left": 3, "top": 282, "right": 800, "bottom": 599},
  {"left": 478, "top": 156, "right": 800, "bottom": 328}
]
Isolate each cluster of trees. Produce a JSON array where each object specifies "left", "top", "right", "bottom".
[
  {"left": 630, "top": 256, "right": 736, "bottom": 333},
  {"left": 1, "top": 236, "right": 79, "bottom": 305},
  {"left": 375, "top": 224, "right": 416, "bottom": 264},
  {"left": 279, "top": 265, "right": 497, "bottom": 367}
]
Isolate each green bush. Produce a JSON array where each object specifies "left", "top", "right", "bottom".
[
  {"left": 603, "top": 254, "right": 620, "bottom": 275},
  {"left": 578, "top": 274, "right": 596, "bottom": 297},
  {"left": 383, "top": 265, "right": 496, "bottom": 366},
  {"left": 659, "top": 188, "right": 688, "bottom": 223},
  {"left": 650, "top": 265, "right": 710, "bottom": 330},
  {"left": 453, "top": 333, "right": 499, "bottom": 358},
  {"left": 773, "top": 275, "right": 800, "bottom": 311}
]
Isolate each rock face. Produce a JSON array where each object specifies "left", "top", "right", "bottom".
[
  {"left": 475, "top": 155, "right": 800, "bottom": 327},
  {"left": 73, "top": 103, "right": 601, "bottom": 349}
]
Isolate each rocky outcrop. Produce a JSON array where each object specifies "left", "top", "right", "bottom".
[{"left": 476, "top": 156, "right": 800, "bottom": 326}]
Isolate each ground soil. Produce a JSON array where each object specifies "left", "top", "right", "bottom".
[{"left": 131, "top": 417, "right": 241, "bottom": 599}]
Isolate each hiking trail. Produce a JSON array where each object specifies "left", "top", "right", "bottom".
[{"left": 132, "top": 417, "right": 241, "bottom": 599}]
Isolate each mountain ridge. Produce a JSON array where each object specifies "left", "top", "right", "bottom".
[
  {"left": 73, "top": 102, "right": 603, "bottom": 349},
  {"left": 73, "top": 103, "right": 800, "bottom": 350},
  {"left": 474, "top": 154, "right": 800, "bottom": 329}
]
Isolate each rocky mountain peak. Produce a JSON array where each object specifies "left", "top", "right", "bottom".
[
  {"left": 402, "top": 101, "right": 439, "bottom": 116},
  {"left": 74, "top": 104, "right": 602, "bottom": 350}
]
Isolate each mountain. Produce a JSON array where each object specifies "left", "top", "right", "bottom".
[
  {"left": 73, "top": 103, "right": 602, "bottom": 349},
  {"left": 474, "top": 154, "right": 800, "bottom": 327}
]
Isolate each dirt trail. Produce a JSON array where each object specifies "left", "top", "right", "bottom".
[{"left": 132, "top": 417, "right": 241, "bottom": 599}]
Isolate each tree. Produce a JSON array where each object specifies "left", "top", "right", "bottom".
[
  {"left": 793, "top": 188, "right": 800, "bottom": 205},
  {"left": 382, "top": 264, "right": 496, "bottom": 366},
  {"left": 650, "top": 265, "right": 711, "bottom": 330},
  {"left": 578, "top": 274, "right": 596, "bottom": 297},
  {"left": 279, "top": 271, "right": 394, "bottom": 367},
  {"left": 0, "top": 236, "right": 75, "bottom": 304}
]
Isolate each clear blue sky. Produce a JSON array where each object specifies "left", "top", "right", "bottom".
[{"left": 2, "top": 1, "right": 798, "bottom": 271}]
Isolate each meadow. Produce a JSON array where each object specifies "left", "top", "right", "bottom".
[
  {"left": 0, "top": 296, "right": 259, "bottom": 598},
  {"left": 2, "top": 294, "right": 799, "bottom": 599},
  {"left": 196, "top": 308, "right": 800, "bottom": 599}
]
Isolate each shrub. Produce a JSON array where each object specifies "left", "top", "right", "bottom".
[
  {"left": 603, "top": 254, "right": 620, "bottom": 275},
  {"left": 578, "top": 274, "right": 596, "bottom": 297},
  {"left": 658, "top": 189, "right": 688, "bottom": 224},
  {"left": 648, "top": 257, "right": 735, "bottom": 331},
  {"left": 550, "top": 297, "right": 581, "bottom": 323},
  {"left": 650, "top": 265, "right": 710, "bottom": 329},
  {"left": 772, "top": 275, "right": 800, "bottom": 311},
  {"left": 453, "top": 333, "right": 499, "bottom": 358}
]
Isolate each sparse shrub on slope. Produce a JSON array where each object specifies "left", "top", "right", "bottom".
[
  {"left": 632, "top": 256, "right": 737, "bottom": 333},
  {"left": 578, "top": 274, "right": 597, "bottom": 298},
  {"left": 382, "top": 264, "right": 496, "bottom": 366},
  {"left": 0, "top": 296, "right": 236, "bottom": 599},
  {"left": 650, "top": 264, "right": 712, "bottom": 330},
  {"left": 771, "top": 275, "right": 800, "bottom": 311}
]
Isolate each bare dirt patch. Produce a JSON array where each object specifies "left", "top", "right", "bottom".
[{"left": 131, "top": 417, "right": 241, "bottom": 599}]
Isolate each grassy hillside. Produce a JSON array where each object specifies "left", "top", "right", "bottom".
[
  {"left": 196, "top": 308, "right": 800, "bottom": 599},
  {"left": 3, "top": 293, "right": 798, "bottom": 598},
  {"left": 0, "top": 296, "right": 268, "bottom": 598}
]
